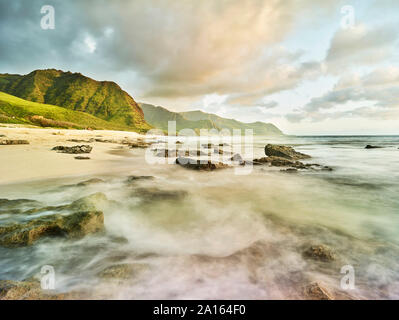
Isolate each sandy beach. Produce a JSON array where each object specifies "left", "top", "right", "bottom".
[{"left": 0, "top": 125, "right": 146, "bottom": 185}]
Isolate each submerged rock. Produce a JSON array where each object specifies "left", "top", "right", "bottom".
[
  {"left": 264, "top": 144, "right": 310, "bottom": 160},
  {"left": 303, "top": 245, "right": 336, "bottom": 262},
  {"left": 52, "top": 145, "right": 92, "bottom": 154},
  {"left": 97, "top": 263, "right": 149, "bottom": 280},
  {"left": 74, "top": 156, "right": 90, "bottom": 160},
  {"left": 134, "top": 187, "right": 187, "bottom": 202},
  {"left": 76, "top": 178, "right": 105, "bottom": 187},
  {"left": 126, "top": 175, "right": 155, "bottom": 184},
  {"left": 365, "top": 145, "right": 383, "bottom": 149},
  {"left": 0, "top": 139, "right": 29, "bottom": 145},
  {"left": 0, "top": 193, "right": 106, "bottom": 247},
  {"left": 176, "top": 157, "right": 229, "bottom": 171},
  {"left": 303, "top": 282, "right": 334, "bottom": 300},
  {"left": 0, "top": 198, "right": 42, "bottom": 215}
]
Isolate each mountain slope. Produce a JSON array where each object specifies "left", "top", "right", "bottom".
[
  {"left": 140, "top": 103, "right": 283, "bottom": 135},
  {"left": 0, "top": 92, "right": 140, "bottom": 131},
  {"left": 0, "top": 69, "right": 151, "bottom": 132}
]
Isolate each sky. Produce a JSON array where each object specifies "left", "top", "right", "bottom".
[{"left": 0, "top": 0, "right": 398, "bottom": 135}]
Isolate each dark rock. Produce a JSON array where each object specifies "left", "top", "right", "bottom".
[
  {"left": 0, "top": 199, "right": 42, "bottom": 215},
  {"left": 126, "top": 175, "right": 154, "bottom": 183},
  {"left": 76, "top": 178, "right": 105, "bottom": 187},
  {"left": 97, "top": 263, "right": 149, "bottom": 280},
  {"left": 0, "top": 140, "right": 29, "bottom": 145},
  {"left": 264, "top": 144, "right": 310, "bottom": 160},
  {"left": 365, "top": 145, "right": 383, "bottom": 149},
  {"left": 176, "top": 157, "right": 229, "bottom": 171},
  {"left": 303, "top": 245, "right": 335, "bottom": 262},
  {"left": 74, "top": 156, "right": 90, "bottom": 160},
  {"left": 230, "top": 154, "right": 244, "bottom": 165},
  {"left": 67, "top": 139, "right": 94, "bottom": 143},
  {"left": 134, "top": 187, "right": 187, "bottom": 202},
  {"left": 303, "top": 282, "right": 334, "bottom": 300},
  {"left": 52, "top": 145, "right": 92, "bottom": 154},
  {"left": 0, "top": 193, "right": 106, "bottom": 246},
  {"left": 280, "top": 168, "right": 298, "bottom": 173}
]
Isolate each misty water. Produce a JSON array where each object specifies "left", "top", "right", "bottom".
[{"left": 1, "top": 135, "right": 399, "bottom": 299}]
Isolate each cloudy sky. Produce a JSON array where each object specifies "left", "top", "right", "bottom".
[{"left": 0, "top": 0, "right": 398, "bottom": 134}]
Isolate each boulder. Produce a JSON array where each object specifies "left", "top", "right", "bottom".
[
  {"left": 52, "top": 145, "right": 92, "bottom": 154},
  {"left": 230, "top": 154, "right": 244, "bottom": 165},
  {"left": 126, "top": 175, "right": 155, "bottom": 183},
  {"left": 0, "top": 193, "right": 106, "bottom": 247},
  {"left": 97, "top": 263, "right": 149, "bottom": 280},
  {"left": 264, "top": 144, "right": 310, "bottom": 160},
  {"left": 303, "top": 245, "right": 336, "bottom": 262},
  {"left": 176, "top": 157, "right": 229, "bottom": 171},
  {"left": 365, "top": 145, "right": 383, "bottom": 149},
  {"left": 0, "top": 140, "right": 29, "bottom": 145},
  {"left": 303, "top": 282, "right": 334, "bottom": 300}
]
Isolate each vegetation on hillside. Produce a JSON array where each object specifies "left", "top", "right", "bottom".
[
  {"left": 0, "top": 69, "right": 151, "bottom": 132},
  {"left": 0, "top": 92, "right": 144, "bottom": 131}
]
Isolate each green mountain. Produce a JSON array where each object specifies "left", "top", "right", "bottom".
[
  {"left": 140, "top": 103, "right": 283, "bottom": 135},
  {"left": 0, "top": 69, "right": 151, "bottom": 132},
  {"left": 0, "top": 92, "right": 143, "bottom": 131}
]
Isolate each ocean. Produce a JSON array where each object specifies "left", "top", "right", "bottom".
[{"left": 0, "top": 135, "right": 398, "bottom": 299}]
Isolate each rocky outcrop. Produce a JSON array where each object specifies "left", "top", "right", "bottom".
[
  {"left": 0, "top": 139, "right": 29, "bottom": 145},
  {"left": 264, "top": 144, "right": 310, "bottom": 160},
  {"left": 303, "top": 282, "right": 334, "bottom": 300},
  {"left": 0, "top": 193, "right": 106, "bottom": 247},
  {"left": 0, "top": 279, "right": 81, "bottom": 300},
  {"left": 303, "top": 245, "right": 336, "bottom": 262},
  {"left": 176, "top": 157, "right": 229, "bottom": 171},
  {"left": 52, "top": 145, "right": 92, "bottom": 154},
  {"left": 97, "top": 263, "right": 149, "bottom": 280}
]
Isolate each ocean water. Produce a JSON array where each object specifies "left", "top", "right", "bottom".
[{"left": 0, "top": 135, "right": 398, "bottom": 299}]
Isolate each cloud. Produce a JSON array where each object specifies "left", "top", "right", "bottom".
[
  {"left": 286, "top": 66, "right": 399, "bottom": 122},
  {"left": 325, "top": 24, "right": 398, "bottom": 71}
]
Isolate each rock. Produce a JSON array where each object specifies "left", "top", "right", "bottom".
[
  {"left": 128, "top": 140, "right": 151, "bottom": 148},
  {"left": 365, "top": 145, "right": 383, "bottom": 149},
  {"left": 230, "top": 154, "right": 244, "bottom": 165},
  {"left": 176, "top": 157, "right": 229, "bottom": 171},
  {"left": 76, "top": 178, "right": 105, "bottom": 187},
  {"left": 97, "top": 263, "right": 149, "bottom": 280},
  {"left": 74, "top": 156, "right": 90, "bottom": 160},
  {"left": 303, "top": 245, "right": 335, "bottom": 262},
  {"left": 280, "top": 168, "right": 298, "bottom": 173},
  {"left": 303, "top": 282, "right": 334, "bottom": 300},
  {"left": 0, "top": 193, "right": 106, "bottom": 247},
  {"left": 219, "top": 143, "right": 230, "bottom": 147},
  {"left": 126, "top": 175, "right": 155, "bottom": 183},
  {"left": 0, "top": 134, "right": 5, "bottom": 137},
  {"left": 264, "top": 144, "right": 310, "bottom": 160},
  {"left": 67, "top": 139, "right": 94, "bottom": 143},
  {"left": 155, "top": 149, "right": 177, "bottom": 157},
  {"left": 0, "top": 139, "right": 29, "bottom": 145},
  {"left": 0, "top": 279, "right": 79, "bottom": 300},
  {"left": 0, "top": 198, "right": 42, "bottom": 215},
  {"left": 135, "top": 187, "right": 187, "bottom": 202},
  {"left": 52, "top": 145, "right": 92, "bottom": 154}
]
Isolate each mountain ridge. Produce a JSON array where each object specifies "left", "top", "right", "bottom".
[{"left": 140, "top": 103, "right": 283, "bottom": 135}]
